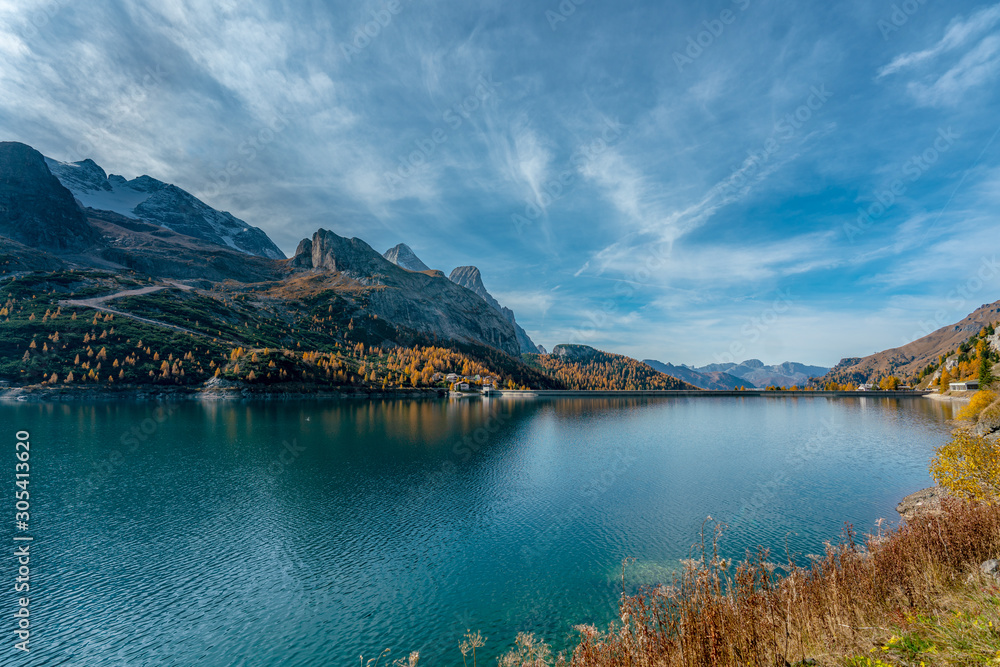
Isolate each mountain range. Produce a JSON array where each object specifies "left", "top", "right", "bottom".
[
  {"left": 642, "top": 359, "right": 829, "bottom": 389},
  {"left": 642, "top": 360, "right": 748, "bottom": 390},
  {"left": 0, "top": 139, "right": 840, "bottom": 392}
]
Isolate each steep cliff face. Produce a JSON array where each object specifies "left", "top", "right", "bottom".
[
  {"left": 0, "top": 142, "right": 99, "bottom": 252},
  {"left": 45, "top": 156, "right": 285, "bottom": 259},
  {"left": 448, "top": 265, "right": 542, "bottom": 353},
  {"left": 292, "top": 229, "right": 522, "bottom": 356}
]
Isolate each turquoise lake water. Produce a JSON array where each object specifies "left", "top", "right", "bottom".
[{"left": 0, "top": 396, "right": 956, "bottom": 665}]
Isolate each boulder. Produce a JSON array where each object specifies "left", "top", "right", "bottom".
[
  {"left": 976, "top": 399, "right": 1000, "bottom": 436},
  {"left": 896, "top": 487, "right": 948, "bottom": 521}
]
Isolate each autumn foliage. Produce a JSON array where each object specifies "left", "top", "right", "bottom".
[{"left": 525, "top": 348, "right": 692, "bottom": 391}]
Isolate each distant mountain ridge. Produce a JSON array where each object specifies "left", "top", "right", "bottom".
[
  {"left": 642, "top": 360, "right": 748, "bottom": 390},
  {"left": 44, "top": 155, "right": 285, "bottom": 260},
  {"left": 694, "top": 359, "right": 829, "bottom": 387}
]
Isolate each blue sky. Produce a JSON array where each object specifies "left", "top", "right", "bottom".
[{"left": 1, "top": 0, "right": 999, "bottom": 366}]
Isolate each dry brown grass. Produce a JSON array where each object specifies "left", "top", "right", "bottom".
[
  {"left": 551, "top": 499, "right": 1000, "bottom": 666},
  {"left": 372, "top": 499, "right": 1000, "bottom": 665}
]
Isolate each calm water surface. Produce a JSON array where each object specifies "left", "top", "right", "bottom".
[{"left": 2, "top": 396, "right": 955, "bottom": 665}]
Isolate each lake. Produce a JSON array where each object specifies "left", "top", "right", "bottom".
[{"left": 2, "top": 395, "right": 956, "bottom": 665}]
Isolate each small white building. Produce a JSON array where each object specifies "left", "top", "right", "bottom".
[
  {"left": 458, "top": 382, "right": 470, "bottom": 391},
  {"left": 857, "top": 383, "right": 874, "bottom": 391},
  {"left": 950, "top": 380, "right": 980, "bottom": 391},
  {"left": 445, "top": 373, "right": 459, "bottom": 382}
]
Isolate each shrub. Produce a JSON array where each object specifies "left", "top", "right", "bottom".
[
  {"left": 930, "top": 429, "right": 1000, "bottom": 500},
  {"left": 956, "top": 390, "right": 998, "bottom": 421}
]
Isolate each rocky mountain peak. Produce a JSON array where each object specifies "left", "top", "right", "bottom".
[
  {"left": 383, "top": 243, "right": 430, "bottom": 272},
  {"left": 450, "top": 266, "right": 494, "bottom": 305},
  {"left": 293, "top": 228, "right": 389, "bottom": 275},
  {"left": 449, "top": 265, "right": 541, "bottom": 353}
]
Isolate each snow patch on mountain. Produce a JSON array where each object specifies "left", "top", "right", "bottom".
[{"left": 44, "top": 156, "right": 285, "bottom": 260}]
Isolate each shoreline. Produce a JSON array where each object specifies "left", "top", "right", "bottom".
[
  {"left": 0, "top": 385, "right": 448, "bottom": 403},
  {"left": 0, "top": 386, "right": 935, "bottom": 403},
  {"left": 922, "top": 391, "right": 974, "bottom": 403}
]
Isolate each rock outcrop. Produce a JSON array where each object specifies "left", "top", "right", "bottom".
[
  {"left": 449, "top": 265, "right": 541, "bottom": 353},
  {"left": 0, "top": 142, "right": 99, "bottom": 252},
  {"left": 292, "top": 229, "right": 522, "bottom": 356},
  {"left": 897, "top": 487, "right": 948, "bottom": 521}
]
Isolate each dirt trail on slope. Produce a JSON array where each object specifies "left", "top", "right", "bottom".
[{"left": 58, "top": 282, "right": 226, "bottom": 342}]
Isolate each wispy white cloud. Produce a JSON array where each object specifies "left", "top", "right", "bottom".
[
  {"left": 877, "top": 3, "right": 1000, "bottom": 78},
  {"left": 907, "top": 34, "right": 1000, "bottom": 106},
  {"left": 877, "top": 3, "right": 1000, "bottom": 106}
]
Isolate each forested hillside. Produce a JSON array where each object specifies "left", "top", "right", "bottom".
[{"left": 523, "top": 344, "right": 697, "bottom": 391}]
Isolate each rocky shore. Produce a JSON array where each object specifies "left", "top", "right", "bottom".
[{"left": 896, "top": 486, "right": 949, "bottom": 521}]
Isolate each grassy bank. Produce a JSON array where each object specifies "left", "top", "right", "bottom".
[{"left": 561, "top": 501, "right": 1000, "bottom": 666}]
